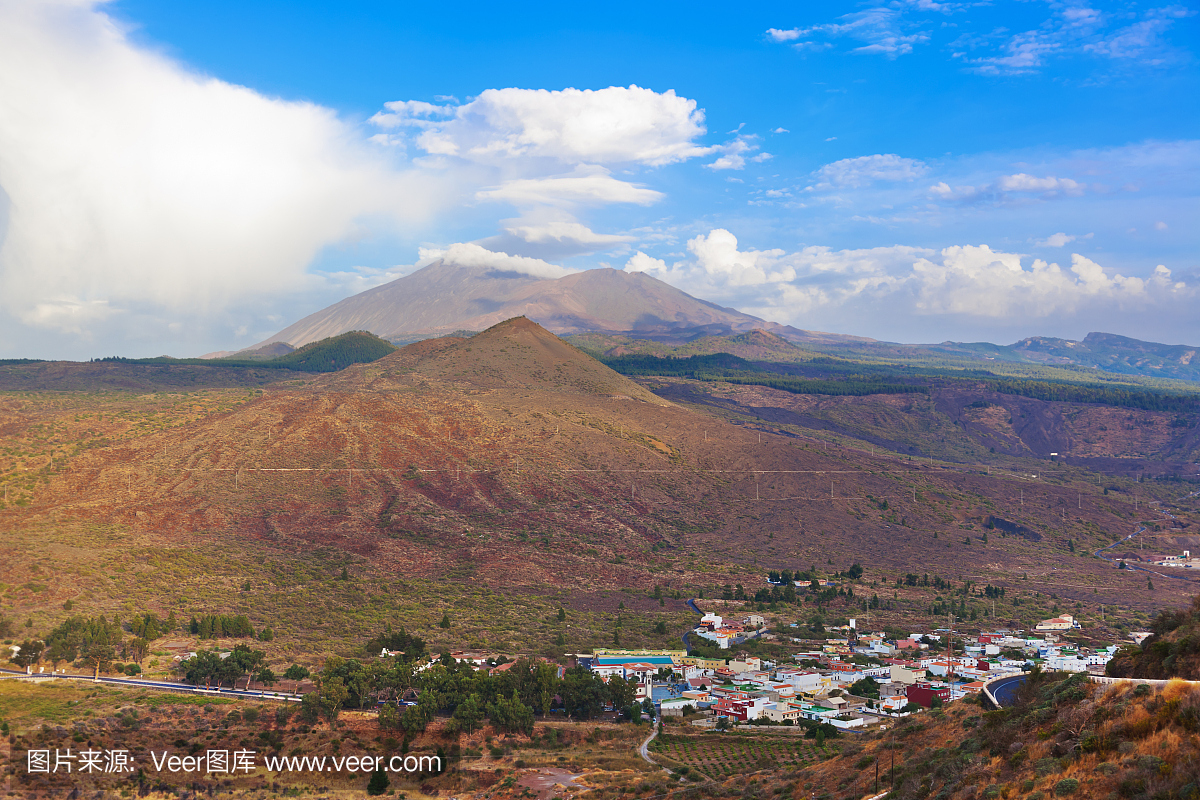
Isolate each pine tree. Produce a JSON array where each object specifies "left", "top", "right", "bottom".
[
  {"left": 439, "top": 613, "right": 451, "bottom": 629},
  {"left": 366, "top": 767, "right": 389, "bottom": 795}
]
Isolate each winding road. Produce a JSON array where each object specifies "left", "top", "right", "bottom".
[
  {"left": 1092, "top": 489, "right": 1200, "bottom": 585},
  {"left": 987, "top": 674, "right": 1028, "bottom": 708}
]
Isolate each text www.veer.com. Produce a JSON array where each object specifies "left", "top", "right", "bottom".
[{"left": 261, "top": 754, "right": 440, "bottom": 773}]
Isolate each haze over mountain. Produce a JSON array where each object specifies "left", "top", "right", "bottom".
[{"left": 248, "top": 261, "right": 858, "bottom": 351}]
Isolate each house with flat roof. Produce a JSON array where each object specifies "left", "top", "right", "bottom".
[{"left": 1035, "top": 614, "right": 1080, "bottom": 632}]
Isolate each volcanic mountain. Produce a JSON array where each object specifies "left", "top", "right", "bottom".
[
  {"left": 252, "top": 261, "right": 816, "bottom": 350},
  {"left": 12, "top": 316, "right": 1179, "bottom": 617}
]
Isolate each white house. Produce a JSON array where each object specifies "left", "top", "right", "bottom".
[{"left": 1035, "top": 615, "right": 1080, "bottom": 632}]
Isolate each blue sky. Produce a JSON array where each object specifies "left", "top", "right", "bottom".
[{"left": 0, "top": 0, "right": 1196, "bottom": 357}]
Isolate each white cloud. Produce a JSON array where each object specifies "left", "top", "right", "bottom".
[
  {"left": 996, "top": 173, "right": 1084, "bottom": 195},
  {"left": 773, "top": 127, "right": 790, "bottom": 134},
  {"left": 810, "top": 154, "right": 928, "bottom": 189},
  {"left": 1034, "top": 232, "right": 1094, "bottom": 247},
  {"left": 929, "top": 172, "right": 1088, "bottom": 204},
  {"left": 504, "top": 220, "right": 634, "bottom": 247},
  {"left": 704, "top": 136, "right": 771, "bottom": 171},
  {"left": 627, "top": 230, "right": 1195, "bottom": 339},
  {"left": 767, "top": 28, "right": 804, "bottom": 42},
  {"left": 623, "top": 252, "right": 668, "bottom": 273},
  {"left": 767, "top": 9, "right": 930, "bottom": 58},
  {"left": 779, "top": 2, "right": 1194, "bottom": 76},
  {"left": 476, "top": 166, "right": 662, "bottom": 207},
  {"left": 417, "top": 243, "right": 572, "bottom": 279},
  {"left": 1155, "top": 220, "right": 1169, "bottom": 231},
  {"left": 371, "top": 85, "right": 711, "bottom": 167},
  {"left": 959, "top": 4, "right": 1195, "bottom": 75},
  {"left": 0, "top": 0, "right": 435, "bottom": 339}
]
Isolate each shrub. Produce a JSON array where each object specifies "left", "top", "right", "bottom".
[
  {"left": 1035, "top": 757, "right": 1060, "bottom": 776},
  {"left": 1054, "top": 778, "right": 1079, "bottom": 796}
]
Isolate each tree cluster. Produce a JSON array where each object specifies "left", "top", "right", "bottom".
[
  {"left": 306, "top": 649, "right": 642, "bottom": 734},
  {"left": 189, "top": 614, "right": 255, "bottom": 640}
]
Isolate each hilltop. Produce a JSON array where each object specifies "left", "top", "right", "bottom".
[{"left": 1014, "top": 332, "right": 1200, "bottom": 382}]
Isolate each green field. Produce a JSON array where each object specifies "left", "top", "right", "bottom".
[{"left": 651, "top": 731, "right": 828, "bottom": 777}]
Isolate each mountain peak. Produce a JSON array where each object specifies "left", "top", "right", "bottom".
[
  {"left": 252, "top": 261, "right": 772, "bottom": 350},
  {"left": 336, "top": 316, "right": 669, "bottom": 405}
]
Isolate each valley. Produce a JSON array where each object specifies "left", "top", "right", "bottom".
[{"left": 3, "top": 317, "right": 1200, "bottom": 800}]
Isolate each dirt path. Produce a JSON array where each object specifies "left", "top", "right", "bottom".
[{"left": 515, "top": 767, "right": 591, "bottom": 799}]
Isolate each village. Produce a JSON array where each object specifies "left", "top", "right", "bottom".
[{"left": 552, "top": 607, "right": 1131, "bottom": 732}]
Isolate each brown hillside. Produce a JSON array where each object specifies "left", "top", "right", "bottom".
[
  {"left": 3, "top": 319, "right": 1199, "bottom": 639},
  {"left": 329, "top": 316, "right": 668, "bottom": 404}
]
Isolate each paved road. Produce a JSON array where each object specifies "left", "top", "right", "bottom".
[
  {"left": 988, "top": 674, "right": 1027, "bottom": 708},
  {"left": 682, "top": 598, "right": 703, "bottom": 652},
  {"left": 637, "top": 716, "right": 670, "bottom": 775}
]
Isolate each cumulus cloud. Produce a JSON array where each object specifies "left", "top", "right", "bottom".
[
  {"left": 625, "top": 229, "right": 1195, "bottom": 340},
  {"left": 370, "top": 85, "right": 712, "bottom": 167},
  {"left": 371, "top": 85, "right": 718, "bottom": 266},
  {"left": 624, "top": 252, "right": 669, "bottom": 273},
  {"left": 0, "top": 0, "right": 436, "bottom": 341},
  {"left": 417, "top": 243, "right": 573, "bottom": 279}
]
